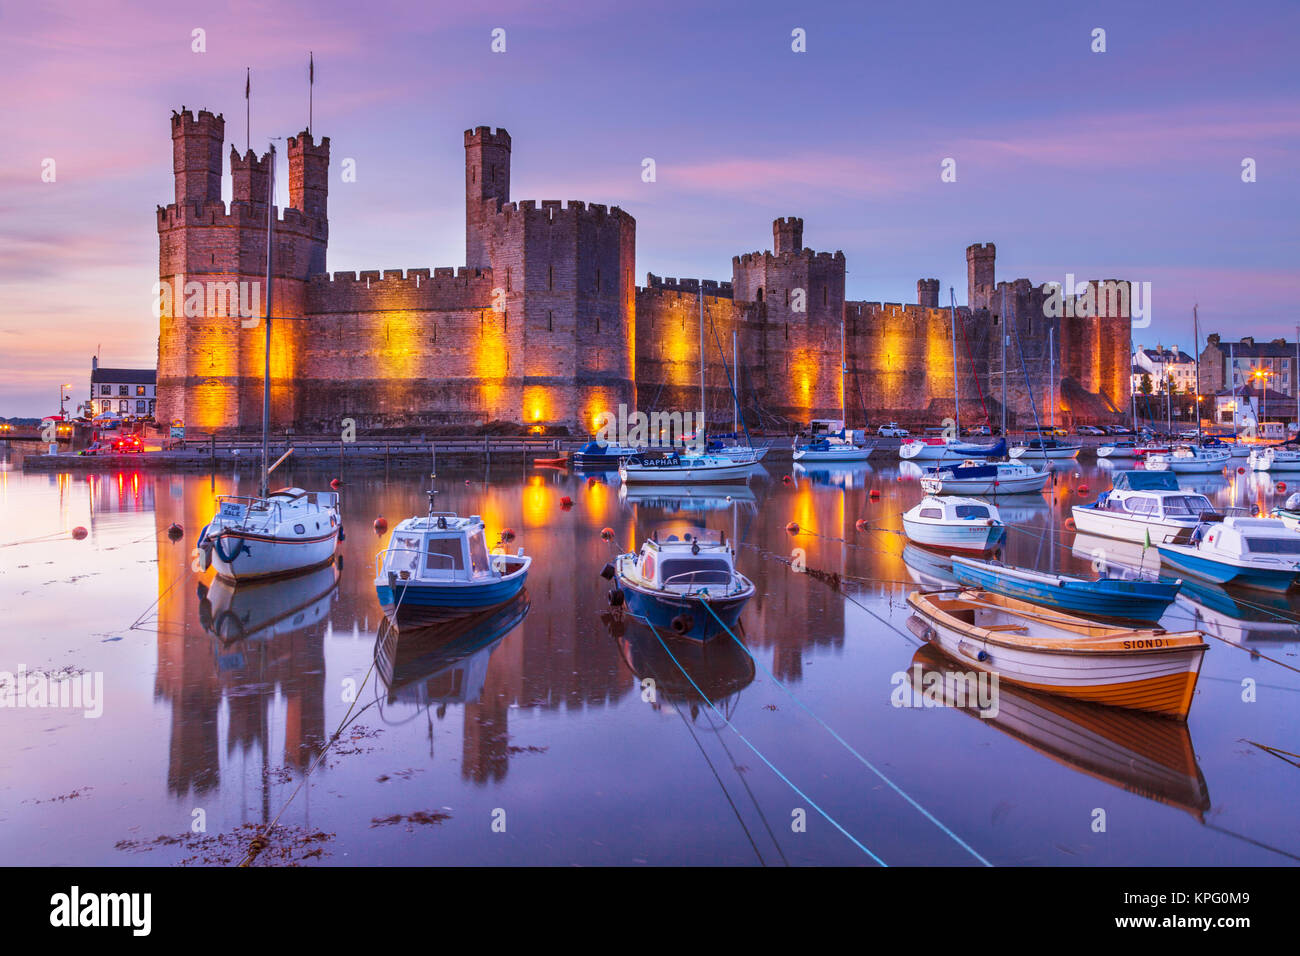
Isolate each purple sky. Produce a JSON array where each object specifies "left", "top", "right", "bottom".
[{"left": 2, "top": 0, "right": 1297, "bottom": 415}]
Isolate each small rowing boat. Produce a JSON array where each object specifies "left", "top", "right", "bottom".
[
  {"left": 906, "top": 589, "right": 1208, "bottom": 720},
  {"left": 949, "top": 555, "right": 1181, "bottom": 623}
]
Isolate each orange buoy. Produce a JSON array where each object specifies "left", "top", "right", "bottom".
[
  {"left": 1279, "top": 482, "right": 1288, "bottom": 493},
  {"left": 1064, "top": 517, "right": 1076, "bottom": 532},
  {"left": 786, "top": 522, "right": 800, "bottom": 534},
  {"left": 501, "top": 528, "right": 516, "bottom": 542},
  {"left": 782, "top": 475, "right": 793, "bottom": 485},
  {"left": 71, "top": 526, "right": 88, "bottom": 540},
  {"left": 600, "top": 527, "right": 615, "bottom": 541},
  {"left": 1078, "top": 483, "right": 1089, "bottom": 493},
  {"left": 167, "top": 522, "right": 184, "bottom": 540},
  {"left": 373, "top": 516, "right": 388, "bottom": 533},
  {"left": 560, "top": 495, "right": 573, "bottom": 508},
  {"left": 869, "top": 489, "right": 881, "bottom": 499},
  {"left": 854, "top": 518, "right": 869, "bottom": 532},
  {"left": 1238, "top": 467, "right": 1246, "bottom": 474},
  {"left": 464, "top": 479, "right": 471, "bottom": 485},
  {"left": 330, "top": 478, "right": 341, "bottom": 489}
]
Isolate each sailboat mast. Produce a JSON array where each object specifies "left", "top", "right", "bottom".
[
  {"left": 698, "top": 285, "right": 705, "bottom": 443},
  {"left": 949, "top": 288, "right": 960, "bottom": 432},
  {"left": 1193, "top": 305, "right": 1202, "bottom": 444},
  {"left": 733, "top": 329, "right": 738, "bottom": 435},
  {"left": 261, "top": 143, "right": 275, "bottom": 499},
  {"left": 840, "top": 308, "right": 847, "bottom": 427},
  {"left": 1229, "top": 342, "right": 1237, "bottom": 440},
  {"left": 1049, "top": 326, "right": 1055, "bottom": 428},
  {"left": 1001, "top": 287, "right": 1008, "bottom": 436}
]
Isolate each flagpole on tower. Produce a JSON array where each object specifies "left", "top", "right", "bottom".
[
  {"left": 244, "top": 68, "right": 251, "bottom": 153},
  {"left": 308, "top": 52, "right": 314, "bottom": 136}
]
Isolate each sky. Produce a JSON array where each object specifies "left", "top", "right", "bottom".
[{"left": 1, "top": 0, "right": 1297, "bottom": 415}]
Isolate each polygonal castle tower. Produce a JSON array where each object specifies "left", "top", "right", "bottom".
[{"left": 156, "top": 107, "right": 328, "bottom": 430}]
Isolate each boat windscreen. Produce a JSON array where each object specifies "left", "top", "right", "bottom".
[
  {"left": 426, "top": 536, "right": 464, "bottom": 571},
  {"left": 954, "top": 505, "right": 991, "bottom": 519},
  {"left": 1162, "top": 495, "right": 1213, "bottom": 516},
  {"left": 659, "top": 558, "right": 732, "bottom": 587}
]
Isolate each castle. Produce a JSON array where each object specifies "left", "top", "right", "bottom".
[{"left": 156, "top": 108, "right": 1132, "bottom": 434}]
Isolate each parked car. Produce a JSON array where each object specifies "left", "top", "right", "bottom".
[
  {"left": 1178, "top": 428, "right": 1199, "bottom": 439},
  {"left": 1075, "top": 425, "right": 1106, "bottom": 436},
  {"left": 962, "top": 425, "right": 992, "bottom": 436},
  {"left": 877, "top": 422, "right": 909, "bottom": 437},
  {"left": 111, "top": 434, "right": 144, "bottom": 454},
  {"left": 1025, "top": 425, "right": 1068, "bottom": 437},
  {"left": 1102, "top": 424, "right": 1134, "bottom": 436}
]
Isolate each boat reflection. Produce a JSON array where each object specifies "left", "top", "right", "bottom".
[
  {"left": 907, "top": 646, "right": 1211, "bottom": 821},
  {"left": 1174, "top": 578, "right": 1300, "bottom": 643},
  {"left": 901, "top": 542, "right": 960, "bottom": 587},
  {"left": 605, "top": 610, "right": 755, "bottom": 718},
  {"left": 374, "top": 593, "right": 531, "bottom": 711},
  {"left": 1070, "top": 531, "right": 1164, "bottom": 580},
  {"left": 198, "top": 560, "right": 341, "bottom": 645},
  {"left": 619, "top": 483, "right": 756, "bottom": 512},
  {"left": 791, "top": 462, "right": 872, "bottom": 489}
]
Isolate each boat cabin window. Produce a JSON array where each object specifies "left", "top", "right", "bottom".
[
  {"left": 918, "top": 508, "right": 943, "bottom": 519},
  {"left": 659, "top": 558, "right": 732, "bottom": 587},
  {"left": 467, "top": 531, "right": 491, "bottom": 575},
  {"left": 393, "top": 535, "right": 421, "bottom": 571},
  {"left": 426, "top": 536, "right": 464, "bottom": 572},
  {"left": 1162, "top": 495, "right": 1213, "bottom": 517},
  {"left": 641, "top": 553, "right": 656, "bottom": 580},
  {"left": 953, "top": 505, "right": 989, "bottom": 519},
  {"left": 1124, "top": 497, "right": 1154, "bottom": 515},
  {"left": 1243, "top": 537, "right": 1300, "bottom": 555}
]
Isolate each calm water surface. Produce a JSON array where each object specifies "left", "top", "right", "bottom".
[{"left": 1, "top": 456, "right": 1297, "bottom": 866}]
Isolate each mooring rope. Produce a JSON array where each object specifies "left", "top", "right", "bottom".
[
  {"left": 696, "top": 600, "right": 992, "bottom": 866},
  {"left": 636, "top": 612, "right": 887, "bottom": 865}
]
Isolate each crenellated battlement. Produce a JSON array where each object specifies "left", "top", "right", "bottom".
[
  {"left": 156, "top": 201, "right": 327, "bottom": 236},
  {"left": 171, "top": 107, "right": 224, "bottom": 131},
  {"left": 640, "top": 274, "right": 734, "bottom": 298},
  {"left": 490, "top": 198, "right": 632, "bottom": 225},
  {"left": 464, "top": 126, "right": 512, "bottom": 149},
  {"left": 732, "top": 249, "right": 845, "bottom": 266}
]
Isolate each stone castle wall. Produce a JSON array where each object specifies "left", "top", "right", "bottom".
[{"left": 156, "top": 108, "right": 1130, "bottom": 435}]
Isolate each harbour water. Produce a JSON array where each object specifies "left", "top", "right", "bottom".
[{"left": 1, "top": 457, "right": 1297, "bottom": 866}]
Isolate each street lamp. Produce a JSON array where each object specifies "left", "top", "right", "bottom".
[
  {"left": 60, "top": 384, "right": 72, "bottom": 419},
  {"left": 1252, "top": 368, "right": 1270, "bottom": 437}
]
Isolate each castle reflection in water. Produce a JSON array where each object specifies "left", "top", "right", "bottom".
[{"left": 138, "top": 467, "right": 855, "bottom": 802}]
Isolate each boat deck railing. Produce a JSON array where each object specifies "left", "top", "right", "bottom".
[{"left": 377, "top": 546, "right": 460, "bottom": 582}]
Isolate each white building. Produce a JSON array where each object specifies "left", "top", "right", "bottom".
[
  {"left": 1133, "top": 345, "right": 1198, "bottom": 394},
  {"left": 89, "top": 357, "right": 156, "bottom": 418}
]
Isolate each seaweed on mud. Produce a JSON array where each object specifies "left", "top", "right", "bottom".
[{"left": 115, "top": 823, "right": 335, "bottom": 866}]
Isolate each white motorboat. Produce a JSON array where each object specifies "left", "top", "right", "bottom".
[
  {"left": 619, "top": 450, "right": 754, "bottom": 484},
  {"left": 898, "top": 436, "right": 1006, "bottom": 462},
  {"left": 1070, "top": 470, "right": 1222, "bottom": 545},
  {"left": 1008, "top": 438, "right": 1082, "bottom": 461},
  {"left": 1272, "top": 493, "right": 1300, "bottom": 531},
  {"left": 1096, "top": 442, "right": 1140, "bottom": 460},
  {"left": 1157, "top": 516, "right": 1300, "bottom": 592},
  {"left": 902, "top": 495, "right": 1006, "bottom": 552},
  {"left": 199, "top": 488, "right": 341, "bottom": 581},
  {"left": 1248, "top": 446, "right": 1300, "bottom": 472},
  {"left": 920, "top": 459, "right": 1048, "bottom": 496},
  {"left": 793, "top": 438, "right": 874, "bottom": 462},
  {"left": 1144, "top": 445, "right": 1230, "bottom": 474}
]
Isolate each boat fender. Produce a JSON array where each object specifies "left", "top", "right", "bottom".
[
  {"left": 607, "top": 588, "right": 625, "bottom": 607},
  {"left": 671, "top": 613, "right": 694, "bottom": 635},
  {"left": 338, "top": 524, "right": 345, "bottom": 542},
  {"left": 691, "top": 541, "right": 700, "bottom": 555},
  {"left": 167, "top": 522, "right": 184, "bottom": 541},
  {"left": 599, "top": 563, "right": 616, "bottom": 580},
  {"left": 337, "top": 554, "right": 344, "bottom": 572},
  {"left": 196, "top": 581, "right": 209, "bottom": 600},
  {"left": 957, "top": 641, "right": 989, "bottom": 663},
  {"left": 905, "top": 616, "right": 936, "bottom": 643},
  {"left": 212, "top": 532, "right": 247, "bottom": 565}
]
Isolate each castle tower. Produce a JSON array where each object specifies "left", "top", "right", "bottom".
[
  {"left": 230, "top": 147, "right": 270, "bottom": 207},
  {"left": 464, "top": 127, "right": 512, "bottom": 271},
  {"left": 288, "top": 131, "right": 330, "bottom": 222},
  {"left": 733, "top": 219, "right": 846, "bottom": 423},
  {"left": 966, "top": 242, "right": 995, "bottom": 310},
  {"left": 773, "top": 217, "right": 804, "bottom": 256},
  {"left": 917, "top": 278, "right": 940, "bottom": 308},
  {"left": 171, "top": 108, "right": 224, "bottom": 207},
  {"left": 156, "top": 109, "right": 329, "bottom": 432}
]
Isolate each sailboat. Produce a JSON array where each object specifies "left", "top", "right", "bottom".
[
  {"left": 197, "top": 142, "right": 342, "bottom": 581},
  {"left": 621, "top": 284, "right": 756, "bottom": 484},
  {"left": 794, "top": 310, "right": 873, "bottom": 462},
  {"left": 899, "top": 290, "right": 1002, "bottom": 461},
  {"left": 1006, "top": 299, "right": 1080, "bottom": 461}
]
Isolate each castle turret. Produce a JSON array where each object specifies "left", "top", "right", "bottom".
[
  {"left": 230, "top": 147, "right": 270, "bottom": 207},
  {"left": 773, "top": 217, "right": 803, "bottom": 256},
  {"left": 464, "top": 127, "right": 512, "bottom": 270},
  {"left": 917, "top": 278, "right": 940, "bottom": 308},
  {"left": 171, "top": 108, "right": 224, "bottom": 207},
  {"left": 288, "top": 131, "right": 329, "bottom": 222},
  {"left": 966, "top": 243, "right": 995, "bottom": 310}
]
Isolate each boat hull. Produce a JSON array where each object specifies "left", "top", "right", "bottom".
[
  {"left": 206, "top": 526, "right": 340, "bottom": 582},
  {"left": 377, "top": 571, "right": 529, "bottom": 623},
  {"left": 619, "top": 461, "right": 754, "bottom": 483},
  {"left": 1009, "top": 445, "right": 1081, "bottom": 461},
  {"left": 907, "top": 591, "right": 1207, "bottom": 720},
  {"left": 1070, "top": 505, "right": 1197, "bottom": 545},
  {"left": 920, "top": 471, "right": 1047, "bottom": 496},
  {"left": 615, "top": 576, "right": 750, "bottom": 642},
  {"left": 793, "top": 446, "right": 871, "bottom": 462},
  {"left": 950, "top": 557, "right": 1178, "bottom": 623},
  {"left": 1156, "top": 544, "right": 1299, "bottom": 592},
  {"left": 902, "top": 518, "right": 1006, "bottom": 552}
]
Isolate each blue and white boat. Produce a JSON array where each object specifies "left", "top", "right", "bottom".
[
  {"left": 375, "top": 495, "right": 530, "bottom": 624},
  {"left": 793, "top": 436, "right": 874, "bottom": 462},
  {"left": 1008, "top": 437, "right": 1081, "bottom": 461},
  {"left": 1157, "top": 516, "right": 1300, "bottom": 592},
  {"left": 902, "top": 495, "right": 1006, "bottom": 553},
  {"left": 606, "top": 529, "right": 754, "bottom": 642},
  {"left": 899, "top": 436, "right": 1006, "bottom": 462},
  {"left": 572, "top": 440, "right": 642, "bottom": 469},
  {"left": 920, "top": 459, "right": 1048, "bottom": 496},
  {"left": 950, "top": 555, "right": 1181, "bottom": 623}
]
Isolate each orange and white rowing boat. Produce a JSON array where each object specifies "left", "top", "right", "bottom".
[{"left": 906, "top": 589, "right": 1208, "bottom": 720}]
